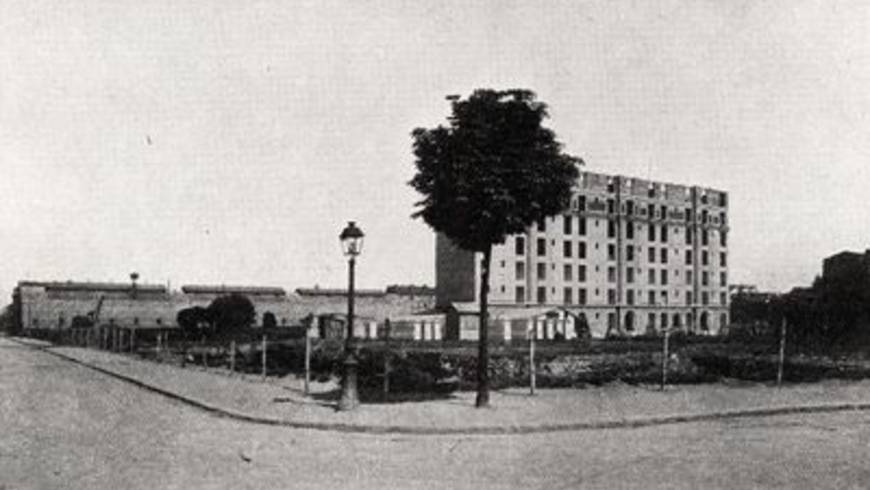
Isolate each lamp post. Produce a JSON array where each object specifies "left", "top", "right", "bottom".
[{"left": 338, "top": 221, "right": 364, "bottom": 411}]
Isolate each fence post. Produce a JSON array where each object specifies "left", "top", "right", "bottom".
[
  {"left": 304, "top": 325, "right": 311, "bottom": 396},
  {"left": 529, "top": 324, "right": 536, "bottom": 396},
  {"left": 661, "top": 327, "right": 670, "bottom": 391},
  {"left": 261, "top": 335, "right": 267, "bottom": 380},
  {"left": 383, "top": 319, "right": 391, "bottom": 398},
  {"left": 230, "top": 340, "right": 236, "bottom": 373},
  {"left": 777, "top": 318, "right": 787, "bottom": 388},
  {"left": 130, "top": 328, "right": 136, "bottom": 353}
]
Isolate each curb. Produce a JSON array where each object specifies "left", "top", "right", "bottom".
[{"left": 13, "top": 339, "right": 870, "bottom": 436}]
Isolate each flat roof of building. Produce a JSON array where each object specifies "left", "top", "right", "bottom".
[
  {"left": 180, "top": 285, "right": 287, "bottom": 296},
  {"left": 17, "top": 281, "right": 167, "bottom": 293}
]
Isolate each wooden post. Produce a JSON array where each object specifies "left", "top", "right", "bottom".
[
  {"left": 130, "top": 328, "right": 136, "bottom": 353},
  {"left": 102, "top": 327, "right": 107, "bottom": 350},
  {"left": 230, "top": 340, "right": 236, "bottom": 373},
  {"left": 777, "top": 318, "right": 787, "bottom": 388},
  {"left": 382, "top": 319, "right": 391, "bottom": 398},
  {"left": 304, "top": 326, "right": 311, "bottom": 396},
  {"left": 661, "top": 327, "right": 670, "bottom": 391},
  {"left": 529, "top": 324, "right": 536, "bottom": 396},
  {"left": 261, "top": 335, "right": 267, "bottom": 380}
]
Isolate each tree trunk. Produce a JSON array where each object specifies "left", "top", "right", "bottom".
[{"left": 476, "top": 245, "right": 492, "bottom": 408}]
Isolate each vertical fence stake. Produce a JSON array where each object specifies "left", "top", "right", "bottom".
[
  {"left": 529, "top": 325, "right": 536, "bottom": 396},
  {"left": 230, "top": 340, "right": 236, "bottom": 373},
  {"left": 383, "top": 319, "right": 391, "bottom": 399},
  {"left": 130, "top": 328, "right": 136, "bottom": 354},
  {"left": 777, "top": 318, "right": 787, "bottom": 388},
  {"left": 661, "top": 327, "right": 670, "bottom": 391},
  {"left": 304, "top": 326, "right": 311, "bottom": 396},
  {"left": 261, "top": 335, "right": 267, "bottom": 380}
]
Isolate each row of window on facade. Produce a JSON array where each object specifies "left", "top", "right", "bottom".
[
  {"left": 514, "top": 261, "right": 727, "bottom": 288},
  {"left": 567, "top": 195, "right": 726, "bottom": 222},
  {"left": 528, "top": 217, "right": 727, "bottom": 246},
  {"left": 516, "top": 236, "right": 727, "bottom": 267},
  {"left": 513, "top": 284, "right": 728, "bottom": 306},
  {"left": 616, "top": 310, "right": 726, "bottom": 333}
]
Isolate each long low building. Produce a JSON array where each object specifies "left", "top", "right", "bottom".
[{"left": 12, "top": 281, "right": 435, "bottom": 332}]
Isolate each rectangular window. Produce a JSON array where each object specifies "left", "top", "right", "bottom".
[
  {"left": 661, "top": 313, "right": 668, "bottom": 329},
  {"left": 720, "top": 291, "right": 727, "bottom": 305},
  {"left": 607, "top": 289, "right": 616, "bottom": 305},
  {"left": 515, "top": 286, "right": 525, "bottom": 303},
  {"left": 648, "top": 268, "right": 656, "bottom": 285},
  {"left": 660, "top": 205, "right": 667, "bottom": 220},
  {"left": 702, "top": 250, "right": 709, "bottom": 266},
  {"left": 660, "top": 248, "right": 668, "bottom": 264},
  {"left": 563, "top": 215, "right": 572, "bottom": 235},
  {"left": 720, "top": 230, "right": 727, "bottom": 247},
  {"left": 661, "top": 269, "right": 668, "bottom": 285},
  {"left": 627, "top": 289, "right": 635, "bottom": 305},
  {"left": 578, "top": 217, "right": 587, "bottom": 236},
  {"left": 626, "top": 244, "right": 635, "bottom": 261},
  {"left": 515, "top": 236, "right": 525, "bottom": 256},
  {"left": 578, "top": 241, "right": 587, "bottom": 259},
  {"left": 648, "top": 247, "right": 656, "bottom": 263},
  {"left": 607, "top": 220, "right": 616, "bottom": 238},
  {"left": 702, "top": 271, "right": 709, "bottom": 286},
  {"left": 626, "top": 200, "right": 635, "bottom": 216},
  {"left": 648, "top": 223, "right": 656, "bottom": 241},
  {"left": 687, "top": 270, "right": 693, "bottom": 285},
  {"left": 661, "top": 225, "right": 668, "bottom": 243},
  {"left": 702, "top": 229, "right": 709, "bottom": 246},
  {"left": 648, "top": 203, "right": 656, "bottom": 219},
  {"left": 563, "top": 264, "right": 573, "bottom": 281},
  {"left": 516, "top": 262, "right": 525, "bottom": 280},
  {"left": 720, "top": 252, "right": 727, "bottom": 267},
  {"left": 685, "top": 207, "right": 692, "bottom": 223},
  {"left": 686, "top": 227, "right": 693, "bottom": 245},
  {"left": 537, "top": 263, "right": 547, "bottom": 281},
  {"left": 563, "top": 287, "right": 573, "bottom": 305},
  {"left": 702, "top": 291, "right": 709, "bottom": 305},
  {"left": 607, "top": 199, "right": 615, "bottom": 214},
  {"left": 537, "top": 287, "right": 546, "bottom": 304},
  {"left": 608, "top": 266, "right": 616, "bottom": 283},
  {"left": 607, "top": 244, "right": 616, "bottom": 261},
  {"left": 686, "top": 291, "right": 693, "bottom": 305},
  {"left": 660, "top": 291, "right": 668, "bottom": 304},
  {"left": 578, "top": 288, "right": 587, "bottom": 305},
  {"left": 627, "top": 267, "right": 635, "bottom": 283},
  {"left": 648, "top": 312, "right": 656, "bottom": 328},
  {"left": 578, "top": 265, "right": 587, "bottom": 282},
  {"left": 626, "top": 221, "right": 634, "bottom": 240},
  {"left": 537, "top": 238, "right": 546, "bottom": 257},
  {"left": 563, "top": 240, "right": 572, "bottom": 258},
  {"left": 720, "top": 271, "right": 727, "bottom": 286},
  {"left": 578, "top": 195, "right": 586, "bottom": 212},
  {"left": 685, "top": 250, "right": 692, "bottom": 265},
  {"left": 648, "top": 290, "right": 656, "bottom": 305}
]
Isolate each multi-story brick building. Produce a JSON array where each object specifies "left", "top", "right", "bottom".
[{"left": 436, "top": 170, "right": 730, "bottom": 338}]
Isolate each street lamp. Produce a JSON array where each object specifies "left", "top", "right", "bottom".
[{"left": 338, "top": 221, "right": 364, "bottom": 411}]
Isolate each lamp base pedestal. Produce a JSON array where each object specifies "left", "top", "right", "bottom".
[{"left": 338, "top": 354, "right": 360, "bottom": 411}]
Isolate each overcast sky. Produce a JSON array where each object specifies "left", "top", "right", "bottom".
[{"left": 1, "top": 0, "right": 868, "bottom": 301}]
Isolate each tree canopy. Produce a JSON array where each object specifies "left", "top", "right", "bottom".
[
  {"left": 208, "top": 293, "right": 256, "bottom": 334},
  {"left": 409, "top": 89, "right": 581, "bottom": 252},
  {"left": 409, "top": 89, "right": 581, "bottom": 407}
]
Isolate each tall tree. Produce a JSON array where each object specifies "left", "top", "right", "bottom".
[{"left": 410, "top": 89, "right": 581, "bottom": 407}]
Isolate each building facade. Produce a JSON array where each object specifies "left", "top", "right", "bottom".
[
  {"left": 13, "top": 281, "right": 435, "bottom": 332},
  {"left": 436, "top": 170, "right": 730, "bottom": 337}
]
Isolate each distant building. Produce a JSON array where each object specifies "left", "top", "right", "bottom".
[
  {"left": 435, "top": 170, "right": 730, "bottom": 337},
  {"left": 13, "top": 280, "right": 434, "bottom": 332}
]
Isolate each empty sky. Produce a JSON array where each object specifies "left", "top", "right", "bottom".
[{"left": 1, "top": 0, "right": 869, "bottom": 302}]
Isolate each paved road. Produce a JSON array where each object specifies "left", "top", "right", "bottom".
[{"left": 2, "top": 338, "right": 870, "bottom": 489}]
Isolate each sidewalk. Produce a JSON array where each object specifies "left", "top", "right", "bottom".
[{"left": 12, "top": 337, "right": 870, "bottom": 435}]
